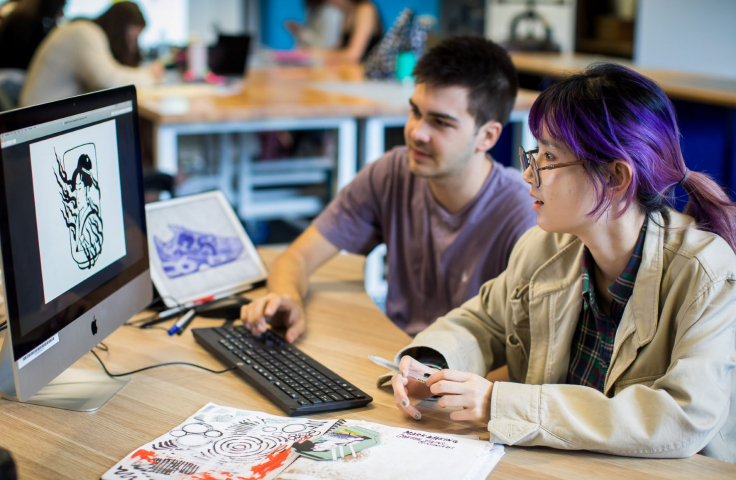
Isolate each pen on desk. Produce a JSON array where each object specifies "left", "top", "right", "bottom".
[
  {"left": 139, "top": 293, "right": 225, "bottom": 329},
  {"left": 168, "top": 309, "right": 195, "bottom": 336}
]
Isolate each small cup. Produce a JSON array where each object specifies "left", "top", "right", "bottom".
[{"left": 396, "top": 51, "right": 417, "bottom": 82}]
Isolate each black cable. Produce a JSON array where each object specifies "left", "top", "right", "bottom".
[
  {"left": 0, "top": 319, "right": 6, "bottom": 332},
  {"left": 124, "top": 323, "right": 169, "bottom": 332},
  {"left": 90, "top": 349, "right": 236, "bottom": 378},
  {"left": 95, "top": 342, "right": 109, "bottom": 352}
]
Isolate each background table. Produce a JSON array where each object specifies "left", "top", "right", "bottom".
[
  {"left": 509, "top": 52, "right": 736, "bottom": 198},
  {"left": 1, "top": 249, "right": 734, "bottom": 479},
  {"left": 138, "top": 65, "right": 539, "bottom": 196}
]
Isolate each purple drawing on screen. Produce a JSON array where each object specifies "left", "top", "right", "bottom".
[
  {"left": 154, "top": 225, "right": 244, "bottom": 278},
  {"left": 54, "top": 143, "right": 103, "bottom": 270}
]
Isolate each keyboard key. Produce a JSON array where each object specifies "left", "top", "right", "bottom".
[
  {"left": 328, "top": 393, "right": 343, "bottom": 402},
  {"left": 318, "top": 395, "right": 333, "bottom": 403},
  {"left": 334, "top": 389, "right": 351, "bottom": 397}
]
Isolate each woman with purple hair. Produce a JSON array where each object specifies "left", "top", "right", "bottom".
[{"left": 392, "top": 63, "right": 736, "bottom": 462}]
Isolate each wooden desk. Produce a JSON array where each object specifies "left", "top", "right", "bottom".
[
  {"left": 510, "top": 52, "right": 736, "bottom": 108},
  {"left": 1, "top": 249, "right": 735, "bottom": 479}
]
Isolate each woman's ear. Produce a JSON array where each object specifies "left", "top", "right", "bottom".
[{"left": 608, "top": 160, "right": 634, "bottom": 195}]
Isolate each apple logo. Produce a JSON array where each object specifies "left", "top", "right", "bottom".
[{"left": 91, "top": 316, "right": 98, "bottom": 335}]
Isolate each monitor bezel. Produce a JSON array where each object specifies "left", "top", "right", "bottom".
[{"left": 0, "top": 86, "right": 149, "bottom": 361}]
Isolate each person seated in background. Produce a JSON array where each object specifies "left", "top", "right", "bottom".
[
  {"left": 392, "top": 63, "right": 736, "bottom": 463},
  {"left": 286, "top": 0, "right": 344, "bottom": 49},
  {"left": 0, "top": 0, "right": 66, "bottom": 70},
  {"left": 20, "top": 1, "right": 162, "bottom": 107},
  {"left": 307, "top": 0, "right": 382, "bottom": 63},
  {"left": 240, "top": 37, "right": 537, "bottom": 343}
]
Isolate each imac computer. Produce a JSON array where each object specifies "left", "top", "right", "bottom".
[{"left": 0, "top": 86, "right": 151, "bottom": 411}]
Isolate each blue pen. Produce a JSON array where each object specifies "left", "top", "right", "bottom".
[{"left": 168, "top": 309, "right": 196, "bottom": 336}]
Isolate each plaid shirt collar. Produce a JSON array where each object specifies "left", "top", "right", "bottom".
[{"left": 581, "top": 217, "right": 648, "bottom": 323}]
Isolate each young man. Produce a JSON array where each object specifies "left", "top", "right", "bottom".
[{"left": 241, "top": 36, "right": 537, "bottom": 342}]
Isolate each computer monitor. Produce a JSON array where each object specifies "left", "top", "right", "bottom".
[
  {"left": 0, "top": 86, "right": 151, "bottom": 411},
  {"left": 208, "top": 34, "right": 252, "bottom": 77}
]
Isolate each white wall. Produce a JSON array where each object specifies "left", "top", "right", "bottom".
[
  {"left": 634, "top": 0, "right": 736, "bottom": 79},
  {"left": 65, "top": 0, "right": 189, "bottom": 48},
  {"left": 63, "top": 0, "right": 248, "bottom": 48},
  {"left": 485, "top": 0, "right": 577, "bottom": 53},
  {"left": 189, "top": 0, "right": 245, "bottom": 46}
]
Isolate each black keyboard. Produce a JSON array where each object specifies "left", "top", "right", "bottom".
[{"left": 192, "top": 325, "right": 373, "bottom": 415}]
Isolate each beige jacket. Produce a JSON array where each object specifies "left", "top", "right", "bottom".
[{"left": 398, "top": 209, "right": 736, "bottom": 462}]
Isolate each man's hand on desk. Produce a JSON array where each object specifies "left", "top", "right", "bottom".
[{"left": 240, "top": 293, "right": 306, "bottom": 343}]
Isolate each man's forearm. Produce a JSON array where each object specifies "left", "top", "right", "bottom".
[{"left": 266, "top": 249, "right": 309, "bottom": 305}]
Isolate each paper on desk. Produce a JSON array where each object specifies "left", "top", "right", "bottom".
[
  {"left": 100, "top": 403, "right": 338, "bottom": 480},
  {"left": 277, "top": 420, "right": 504, "bottom": 480}
]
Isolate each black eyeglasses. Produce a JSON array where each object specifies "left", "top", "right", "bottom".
[{"left": 519, "top": 146, "right": 585, "bottom": 188}]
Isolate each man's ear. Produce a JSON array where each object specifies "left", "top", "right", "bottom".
[
  {"left": 608, "top": 160, "right": 634, "bottom": 196},
  {"left": 475, "top": 120, "right": 503, "bottom": 152}
]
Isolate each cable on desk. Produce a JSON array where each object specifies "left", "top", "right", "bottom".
[
  {"left": 0, "top": 319, "right": 6, "bottom": 332},
  {"left": 90, "top": 349, "right": 236, "bottom": 378}
]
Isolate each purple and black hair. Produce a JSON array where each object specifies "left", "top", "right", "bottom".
[{"left": 528, "top": 62, "right": 736, "bottom": 252}]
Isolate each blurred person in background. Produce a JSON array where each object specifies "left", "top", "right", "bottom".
[
  {"left": 0, "top": 0, "right": 66, "bottom": 70},
  {"left": 286, "top": 0, "right": 343, "bottom": 49},
  {"left": 308, "top": 0, "right": 383, "bottom": 63},
  {"left": 20, "top": 1, "right": 162, "bottom": 107}
]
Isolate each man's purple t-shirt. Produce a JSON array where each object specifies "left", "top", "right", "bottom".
[{"left": 313, "top": 147, "right": 537, "bottom": 335}]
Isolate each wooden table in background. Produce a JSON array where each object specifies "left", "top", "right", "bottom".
[
  {"left": 137, "top": 65, "right": 539, "bottom": 186},
  {"left": 510, "top": 52, "right": 736, "bottom": 108},
  {"left": 1, "top": 248, "right": 734, "bottom": 479}
]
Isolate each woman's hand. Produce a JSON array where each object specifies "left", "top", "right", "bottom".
[
  {"left": 426, "top": 370, "right": 494, "bottom": 423},
  {"left": 391, "top": 356, "right": 437, "bottom": 420}
]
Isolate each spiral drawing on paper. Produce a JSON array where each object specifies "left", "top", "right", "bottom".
[{"left": 203, "top": 435, "right": 287, "bottom": 463}]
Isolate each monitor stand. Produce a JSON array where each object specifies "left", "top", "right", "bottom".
[{"left": 0, "top": 334, "right": 128, "bottom": 412}]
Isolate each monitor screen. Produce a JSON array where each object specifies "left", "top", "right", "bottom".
[{"left": 0, "top": 87, "right": 149, "bottom": 366}]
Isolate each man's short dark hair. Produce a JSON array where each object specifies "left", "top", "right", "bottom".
[{"left": 413, "top": 36, "right": 519, "bottom": 127}]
